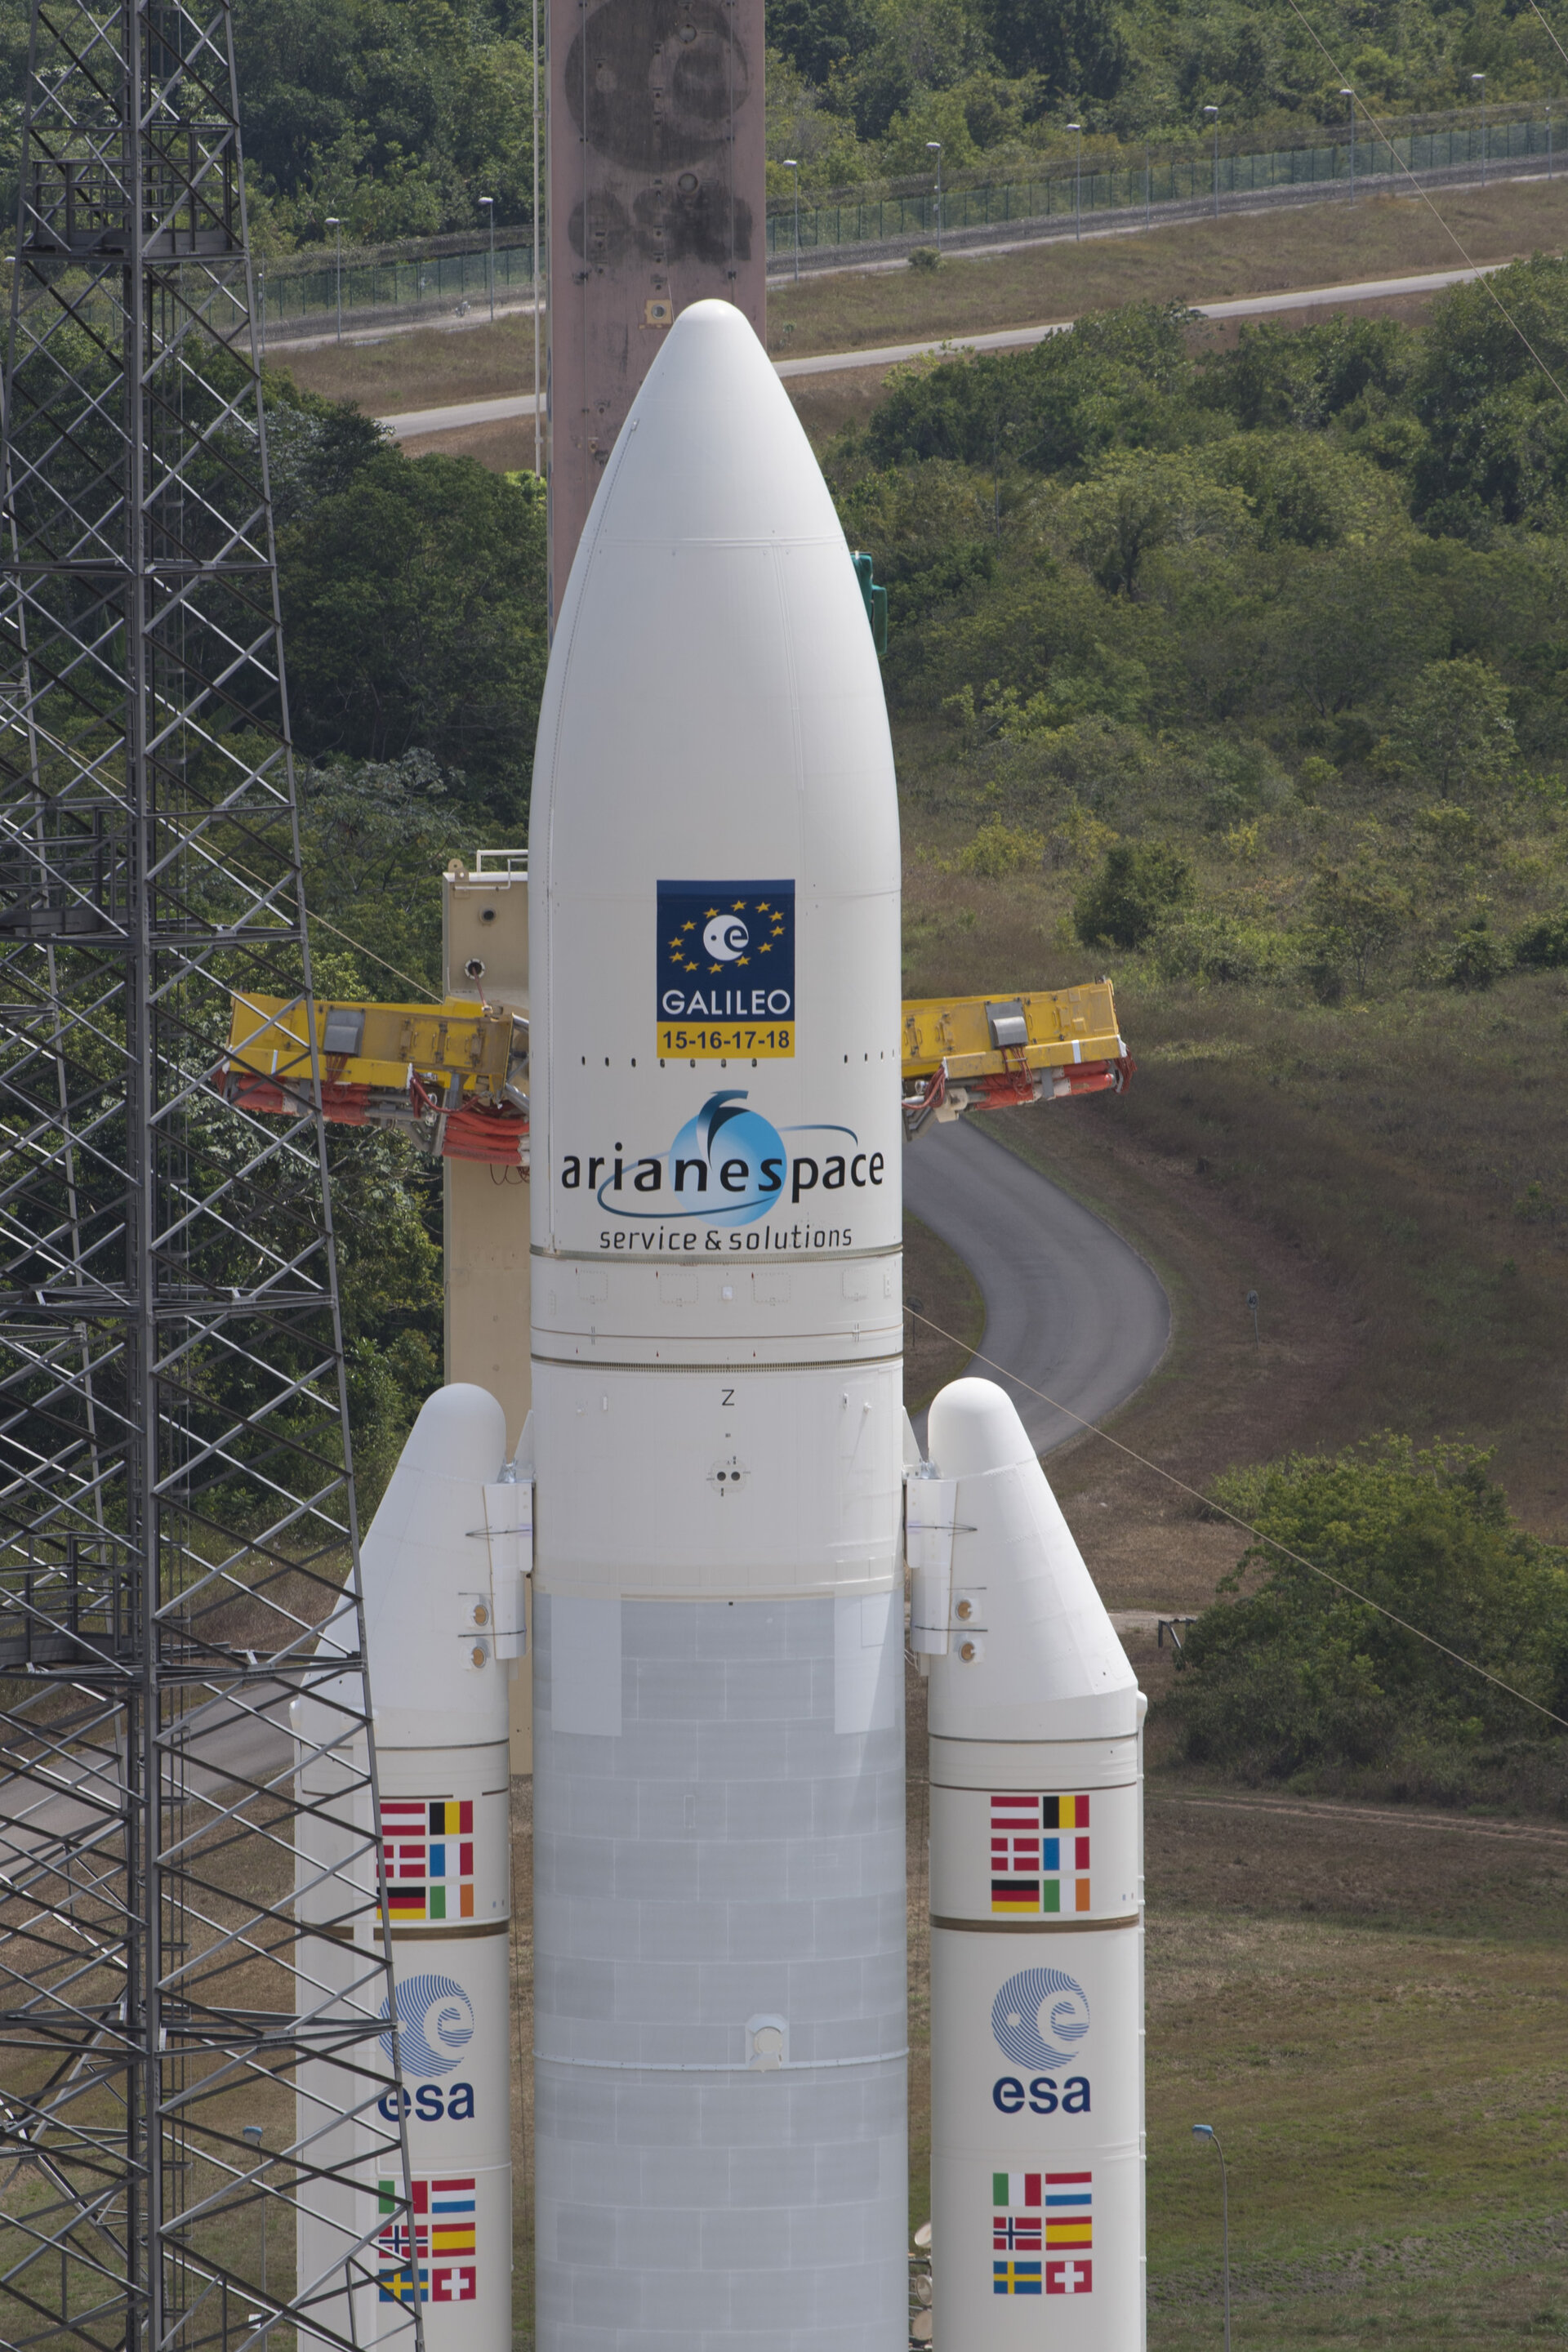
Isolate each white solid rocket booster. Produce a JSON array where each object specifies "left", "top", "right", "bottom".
[
  {"left": 915, "top": 1377, "right": 1146, "bottom": 2347},
  {"left": 296, "top": 1383, "right": 519, "bottom": 2348},
  {"left": 528, "top": 299, "right": 908, "bottom": 2347}
]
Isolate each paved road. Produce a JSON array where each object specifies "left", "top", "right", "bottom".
[
  {"left": 380, "top": 261, "right": 1493, "bottom": 439},
  {"left": 903, "top": 1117, "right": 1169, "bottom": 1457}
]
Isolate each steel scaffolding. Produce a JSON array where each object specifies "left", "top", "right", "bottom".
[{"left": 0, "top": 0, "right": 419, "bottom": 2344}]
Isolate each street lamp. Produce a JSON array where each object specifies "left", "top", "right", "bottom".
[
  {"left": 783, "top": 158, "right": 801, "bottom": 283},
  {"left": 325, "top": 216, "right": 343, "bottom": 345},
  {"left": 926, "top": 140, "right": 942, "bottom": 250},
  {"left": 1067, "top": 122, "right": 1083, "bottom": 241},
  {"left": 242, "top": 2123, "right": 266, "bottom": 2294},
  {"left": 479, "top": 194, "right": 496, "bottom": 322},
  {"left": 1204, "top": 105, "right": 1220, "bottom": 218},
  {"left": 531, "top": 0, "right": 541, "bottom": 474},
  {"left": 1192, "top": 2125, "right": 1231, "bottom": 2352},
  {"left": 1472, "top": 72, "right": 1487, "bottom": 185},
  {"left": 1341, "top": 87, "right": 1356, "bottom": 203}
]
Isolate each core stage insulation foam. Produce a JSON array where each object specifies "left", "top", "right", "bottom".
[{"left": 532, "top": 1592, "right": 908, "bottom": 2349}]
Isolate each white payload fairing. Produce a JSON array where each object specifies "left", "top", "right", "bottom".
[
  {"left": 526, "top": 299, "right": 909, "bottom": 2345},
  {"left": 915, "top": 1378, "right": 1147, "bottom": 2347},
  {"left": 296, "top": 1383, "right": 522, "bottom": 2348}
]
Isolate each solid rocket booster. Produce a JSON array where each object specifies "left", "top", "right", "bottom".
[
  {"left": 296, "top": 1383, "right": 519, "bottom": 2347},
  {"left": 529, "top": 299, "right": 908, "bottom": 2347},
  {"left": 916, "top": 1378, "right": 1146, "bottom": 2347}
]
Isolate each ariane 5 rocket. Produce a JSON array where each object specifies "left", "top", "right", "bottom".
[
  {"left": 527, "top": 298, "right": 909, "bottom": 2345},
  {"left": 914, "top": 1377, "right": 1147, "bottom": 2347},
  {"left": 296, "top": 1382, "right": 522, "bottom": 2348}
]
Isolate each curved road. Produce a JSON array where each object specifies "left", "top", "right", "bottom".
[{"left": 904, "top": 1116, "right": 1169, "bottom": 1455}]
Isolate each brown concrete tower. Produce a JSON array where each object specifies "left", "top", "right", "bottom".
[{"left": 547, "top": 0, "right": 767, "bottom": 618}]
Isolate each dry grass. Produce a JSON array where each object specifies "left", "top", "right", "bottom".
[
  {"left": 275, "top": 174, "right": 1568, "bottom": 432},
  {"left": 897, "top": 828, "right": 1568, "bottom": 1536},
  {"left": 765, "top": 173, "right": 1568, "bottom": 357},
  {"left": 278, "top": 311, "right": 539, "bottom": 413},
  {"left": 903, "top": 1209, "right": 983, "bottom": 1410}
]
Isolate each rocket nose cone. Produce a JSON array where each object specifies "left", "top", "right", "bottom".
[
  {"left": 928, "top": 1377, "right": 1036, "bottom": 1478},
  {"left": 395, "top": 1382, "right": 507, "bottom": 1484},
  {"left": 579, "top": 296, "right": 841, "bottom": 554}
]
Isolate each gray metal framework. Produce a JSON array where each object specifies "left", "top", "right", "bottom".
[{"left": 0, "top": 0, "right": 420, "bottom": 2344}]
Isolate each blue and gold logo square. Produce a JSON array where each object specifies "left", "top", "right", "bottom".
[{"left": 657, "top": 880, "right": 795, "bottom": 1059}]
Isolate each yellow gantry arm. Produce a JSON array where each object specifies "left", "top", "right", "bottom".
[{"left": 220, "top": 978, "right": 1130, "bottom": 1159}]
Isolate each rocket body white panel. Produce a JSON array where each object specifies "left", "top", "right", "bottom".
[
  {"left": 530, "top": 301, "right": 906, "bottom": 2348},
  {"left": 924, "top": 1379, "right": 1147, "bottom": 2351},
  {"left": 296, "top": 1385, "right": 514, "bottom": 2350}
]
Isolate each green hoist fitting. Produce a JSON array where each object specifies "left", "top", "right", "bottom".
[{"left": 851, "top": 550, "right": 889, "bottom": 657}]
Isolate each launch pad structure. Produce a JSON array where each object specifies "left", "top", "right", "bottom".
[{"left": 0, "top": 1, "right": 421, "bottom": 2344}]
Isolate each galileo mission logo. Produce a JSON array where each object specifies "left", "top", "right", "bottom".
[{"left": 657, "top": 880, "right": 795, "bottom": 1057}]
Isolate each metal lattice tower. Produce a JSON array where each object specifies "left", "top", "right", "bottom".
[{"left": 0, "top": 0, "right": 421, "bottom": 2344}]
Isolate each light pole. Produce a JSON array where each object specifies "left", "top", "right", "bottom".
[
  {"left": 531, "top": 0, "right": 541, "bottom": 474},
  {"left": 1550, "top": 100, "right": 1555, "bottom": 182},
  {"left": 1067, "top": 122, "right": 1083, "bottom": 240},
  {"left": 1472, "top": 72, "right": 1487, "bottom": 185},
  {"left": 1341, "top": 87, "right": 1356, "bottom": 203},
  {"left": 242, "top": 2123, "right": 266, "bottom": 2295},
  {"left": 479, "top": 194, "right": 496, "bottom": 321},
  {"left": 325, "top": 215, "right": 342, "bottom": 344},
  {"left": 783, "top": 158, "right": 800, "bottom": 282},
  {"left": 1204, "top": 105, "right": 1220, "bottom": 218},
  {"left": 926, "top": 140, "right": 942, "bottom": 250},
  {"left": 1192, "top": 2125, "right": 1231, "bottom": 2352}
]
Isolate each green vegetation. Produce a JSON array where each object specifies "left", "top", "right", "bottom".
[
  {"left": 1169, "top": 1439, "right": 1568, "bottom": 1804},
  {"left": 764, "top": 0, "right": 1568, "bottom": 195},
  {"left": 877, "top": 261, "right": 1568, "bottom": 1520}
]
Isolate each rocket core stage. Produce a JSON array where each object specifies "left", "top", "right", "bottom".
[{"left": 528, "top": 298, "right": 908, "bottom": 2348}]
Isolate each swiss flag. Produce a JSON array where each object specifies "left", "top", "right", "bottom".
[
  {"left": 1046, "top": 2259, "right": 1093, "bottom": 2296},
  {"left": 431, "top": 2266, "right": 477, "bottom": 2303}
]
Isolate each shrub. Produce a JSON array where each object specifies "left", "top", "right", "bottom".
[
  {"left": 1512, "top": 910, "right": 1568, "bottom": 969},
  {"left": 1444, "top": 917, "right": 1508, "bottom": 990},
  {"left": 956, "top": 817, "right": 1045, "bottom": 877},
  {"left": 1165, "top": 1438, "right": 1568, "bottom": 1786},
  {"left": 1073, "top": 840, "right": 1193, "bottom": 950},
  {"left": 907, "top": 245, "right": 942, "bottom": 273}
]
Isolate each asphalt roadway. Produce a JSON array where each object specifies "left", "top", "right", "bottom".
[
  {"left": 903, "top": 1116, "right": 1169, "bottom": 1456},
  {"left": 378, "top": 260, "right": 1494, "bottom": 440}
]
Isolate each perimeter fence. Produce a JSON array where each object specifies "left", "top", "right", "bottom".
[
  {"left": 251, "top": 100, "right": 1564, "bottom": 336},
  {"left": 763, "top": 104, "right": 1563, "bottom": 263}
]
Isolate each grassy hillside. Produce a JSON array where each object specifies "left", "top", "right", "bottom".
[{"left": 832, "top": 259, "right": 1568, "bottom": 1535}]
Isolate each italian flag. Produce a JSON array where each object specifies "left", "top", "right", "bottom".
[{"left": 993, "top": 2173, "right": 1041, "bottom": 2208}]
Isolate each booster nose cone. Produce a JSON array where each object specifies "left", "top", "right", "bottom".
[{"left": 928, "top": 1378, "right": 1137, "bottom": 1742}]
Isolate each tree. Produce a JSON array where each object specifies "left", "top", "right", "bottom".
[
  {"left": 1073, "top": 840, "right": 1193, "bottom": 949},
  {"left": 1169, "top": 1439, "right": 1568, "bottom": 1782},
  {"left": 1306, "top": 854, "right": 1413, "bottom": 994},
  {"left": 1391, "top": 656, "right": 1517, "bottom": 796},
  {"left": 978, "top": 0, "right": 1126, "bottom": 94},
  {"left": 279, "top": 453, "right": 548, "bottom": 831}
]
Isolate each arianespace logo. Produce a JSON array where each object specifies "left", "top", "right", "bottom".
[
  {"left": 657, "top": 880, "right": 795, "bottom": 1027},
  {"left": 991, "top": 1967, "right": 1092, "bottom": 2118},
  {"left": 559, "top": 1089, "right": 885, "bottom": 1226}
]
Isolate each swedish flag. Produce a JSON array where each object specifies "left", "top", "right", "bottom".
[{"left": 994, "top": 2258, "right": 1042, "bottom": 2296}]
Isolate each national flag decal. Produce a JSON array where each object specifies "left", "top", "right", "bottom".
[
  {"left": 377, "top": 2176, "right": 479, "bottom": 2301},
  {"left": 989, "top": 1791, "right": 1091, "bottom": 1915},
  {"left": 992, "top": 2170, "right": 1092, "bottom": 2292},
  {"left": 381, "top": 1797, "right": 475, "bottom": 1923}
]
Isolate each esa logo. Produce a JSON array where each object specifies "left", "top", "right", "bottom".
[
  {"left": 376, "top": 1971, "right": 477, "bottom": 2123},
  {"left": 991, "top": 1966, "right": 1092, "bottom": 2118}
]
